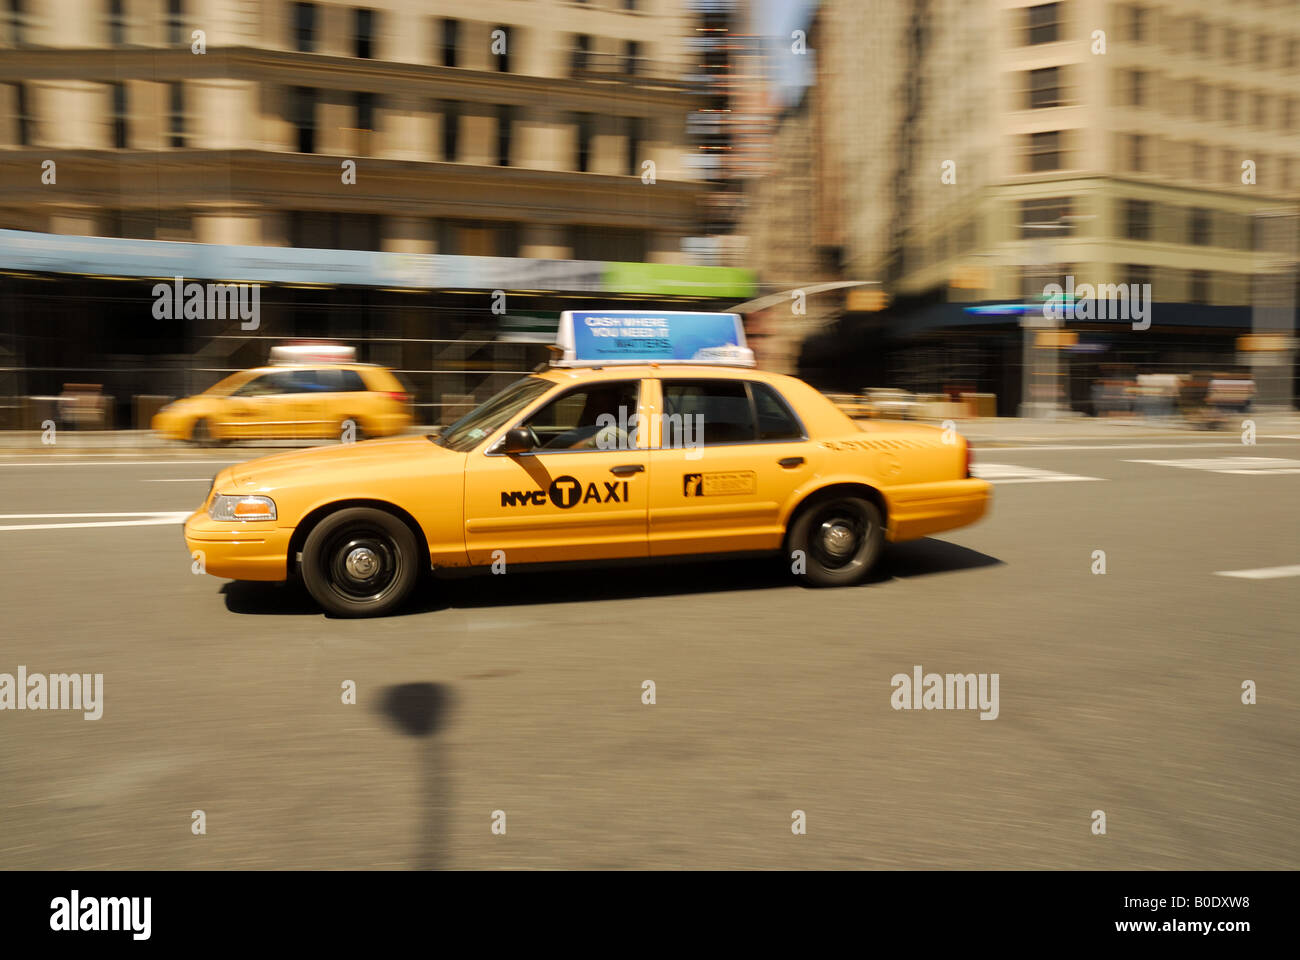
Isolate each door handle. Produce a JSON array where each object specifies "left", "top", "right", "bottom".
[
  {"left": 610, "top": 464, "right": 645, "bottom": 476},
  {"left": 778, "top": 457, "right": 805, "bottom": 468}
]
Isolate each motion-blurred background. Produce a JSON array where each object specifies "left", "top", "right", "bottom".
[{"left": 0, "top": 0, "right": 1295, "bottom": 428}]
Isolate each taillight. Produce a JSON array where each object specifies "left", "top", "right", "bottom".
[{"left": 386, "top": 392, "right": 409, "bottom": 403}]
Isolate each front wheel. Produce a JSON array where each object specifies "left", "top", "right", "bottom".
[
  {"left": 300, "top": 507, "right": 420, "bottom": 617},
  {"left": 788, "top": 496, "right": 884, "bottom": 587}
]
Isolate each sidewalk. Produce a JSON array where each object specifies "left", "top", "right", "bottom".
[{"left": 1, "top": 414, "right": 1297, "bottom": 455}]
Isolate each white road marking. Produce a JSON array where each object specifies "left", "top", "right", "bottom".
[
  {"left": 0, "top": 460, "right": 234, "bottom": 467},
  {"left": 982, "top": 441, "right": 1299, "bottom": 452},
  {"left": 1126, "top": 457, "right": 1300, "bottom": 475},
  {"left": 1215, "top": 564, "right": 1300, "bottom": 580},
  {"left": 970, "top": 463, "right": 1103, "bottom": 484},
  {"left": 0, "top": 511, "right": 191, "bottom": 531},
  {"left": 142, "top": 478, "right": 212, "bottom": 482}
]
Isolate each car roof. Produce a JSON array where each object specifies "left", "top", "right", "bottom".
[{"left": 245, "top": 363, "right": 379, "bottom": 374}]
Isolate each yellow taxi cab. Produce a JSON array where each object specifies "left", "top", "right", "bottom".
[
  {"left": 152, "top": 344, "right": 412, "bottom": 444},
  {"left": 183, "top": 312, "right": 991, "bottom": 617}
]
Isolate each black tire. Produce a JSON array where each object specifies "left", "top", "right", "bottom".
[
  {"left": 340, "top": 417, "right": 366, "bottom": 443},
  {"left": 190, "top": 418, "right": 215, "bottom": 447},
  {"left": 300, "top": 507, "right": 420, "bottom": 617},
  {"left": 788, "top": 495, "right": 884, "bottom": 587}
]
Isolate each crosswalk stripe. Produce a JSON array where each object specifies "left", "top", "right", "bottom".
[{"left": 1215, "top": 565, "right": 1300, "bottom": 580}]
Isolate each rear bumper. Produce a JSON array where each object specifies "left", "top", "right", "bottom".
[
  {"left": 184, "top": 511, "right": 291, "bottom": 581},
  {"left": 884, "top": 478, "right": 991, "bottom": 542}
]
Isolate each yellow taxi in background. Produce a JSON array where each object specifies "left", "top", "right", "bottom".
[
  {"left": 183, "top": 312, "right": 990, "bottom": 617},
  {"left": 152, "top": 345, "right": 412, "bottom": 445}
]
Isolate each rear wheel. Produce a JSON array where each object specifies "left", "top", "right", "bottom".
[
  {"left": 190, "top": 418, "right": 215, "bottom": 447},
  {"left": 301, "top": 507, "right": 419, "bottom": 617},
  {"left": 339, "top": 417, "right": 366, "bottom": 443},
  {"left": 788, "top": 495, "right": 884, "bottom": 587}
]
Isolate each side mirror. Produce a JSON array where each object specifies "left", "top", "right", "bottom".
[{"left": 501, "top": 426, "right": 534, "bottom": 454}]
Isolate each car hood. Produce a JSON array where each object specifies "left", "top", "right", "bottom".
[{"left": 229, "top": 435, "right": 455, "bottom": 490}]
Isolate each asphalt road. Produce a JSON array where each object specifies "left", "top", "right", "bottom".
[{"left": 1, "top": 434, "right": 1297, "bottom": 869}]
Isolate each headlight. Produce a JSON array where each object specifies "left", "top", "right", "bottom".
[{"left": 208, "top": 494, "right": 277, "bottom": 522}]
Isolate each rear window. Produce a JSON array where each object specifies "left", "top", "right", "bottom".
[
  {"left": 752, "top": 381, "right": 803, "bottom": 440},
  {"left": 662, "top": 379, "right": 754, "bottom": 445}
]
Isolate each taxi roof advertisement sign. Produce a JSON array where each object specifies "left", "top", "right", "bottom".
[{"left": 556, "top": 310, "right": 754, "bottom": 367}]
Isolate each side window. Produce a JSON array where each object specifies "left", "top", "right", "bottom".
[
  {"left": 661, "top": 379, "right": 755, "bottom": 445},
  {"left": 232, "top": 372, "right": 293, "bottom": 396},
  {"left": 288, "top": 369, "right": 327, "bottom": 392},
  {"left": 751, "top": 381, "right": 803, "bottom": 440},
  {"left": 522, "top": 380, "right": 639, "bottom": 451},
  {"left": 315, "top": 369, "right": 367, "bottom": 392}
]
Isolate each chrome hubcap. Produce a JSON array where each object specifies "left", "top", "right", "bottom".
[
  {"left": 819, "top": 520, "right": 857, "bottom": 559},
  {"left": 344, "top": 546, "right": 380, "bottom": 580}
]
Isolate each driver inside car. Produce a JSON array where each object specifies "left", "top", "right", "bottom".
[{"left": 536, "top": 386, "right": 633, "bottom": 451}]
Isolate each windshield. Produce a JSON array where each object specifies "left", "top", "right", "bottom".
[{"left": 433, "top": 376, "right": 554, "bottom": 452}]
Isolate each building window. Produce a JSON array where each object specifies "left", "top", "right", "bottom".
[
  {"left": 1223, "top": 26, "right": 1238, "bottom": 63},
  {"left": 355, "top": 91, "right": 374, "bottom": 132},
  {"left": 441, "top": 101, "right": 459, "bottom": 161},
  {"left": 1188, "top": 270, "right": 1210, "bottom": 304},
  {"left": 1221, "top": 87, "right": 1238, "bottom": 124},
  {"left": 13, "top": 81, "right": 30, "bottom": 145},
  {"left": 1190, "top": 143, "right": 1206, "bottom": 181},
  {"left": 496, "top": 104, "right": 513, "bottom": 167},
  {"left": 290, "top": 86, "right": 316, "bottom": 153},
  {"left": 7, "top": 0, "right": 25, "bottom": 46},
  {"left": 1126, "top": 5, "right": 1147, "bottom": 43},
  {"left": 1128, "top": 133, "right": 1147, "bottom": 172},
  {"left": 166, "top": 0, "right": 184, "bottom": 45},
  {"left": 571, "top": 226, "right": 647, "bottom": 262},
  {"left": 108, "top": 0, "right": 126, "bottom": 45},
  {"left": 625, "top": 40, "right": 641, "bottom": 76},
  {"left": 1126, "top": 264, "right": 1151, "bottom": 291},
  {"left": 626, "top": 116, "right": 643, "bottom": 176},
  {"left": 1126, "top": 69, "right": 1146, "bottom": 107},
  {"left": 1192, "top": 82, "right": 1208, "bottom": 118},
  {"left": 355, "top": 8, "right": 375, "bottom": 59},
  {"left": 1027, "top": 66, "right": 1066, "bottom": 108},
  {"left": 294, "top": 3, "right": 316, "bottom": 53},
  {"left": 1124, "top": 199, "right": 1152, "bottom": 240},
  {"left": 110, "top": 82, "right": 127, "bottom": 148},
  {"left": 575, "top": 113, "right": 593, "bottom": 172},
  {"left": 441, "top": 18, "right": 458, "bottom": 67},
  {"left": 1190, "top": 18, "right": 1207, "bottom": 55},
  {"left": 168, "top": 82, "right": 185, "bottom": 148},
  {"left": 493, "top": 26, "right": 511, "bottom": 72},
  {"left": 1020, "top": 197, "right": 1073, "bottom": 238},
  {"left": 1253, "top": 93, "right": 1268, "bottom": 128},
  {"left": 289, "top": 212, "right": 382, "bottom": 251},
  {"left": 437, "top": 220, "right": 518, "bottom": 257},
  {"left": 572, "top": 34, "right": 591, "bottom": 74},
  {"left": 1287, "top": 38, "right": 1299, "bottom": 71},
  {"left": 1255, "top": 33, "right": 1270, "bottom": 68},
  {"left": 1026, "top": 130, "right": 1063, "bottom": 172},
  {"left": 1025, "top": 2, "right": 1062, "bottom": 45},
  {"left": 1189, "top": 208, "right": 1211, "bottom": 245}
]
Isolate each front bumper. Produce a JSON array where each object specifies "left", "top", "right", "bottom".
[{"left": 184, "top": 510, "right": 291, "bottom": 581}]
